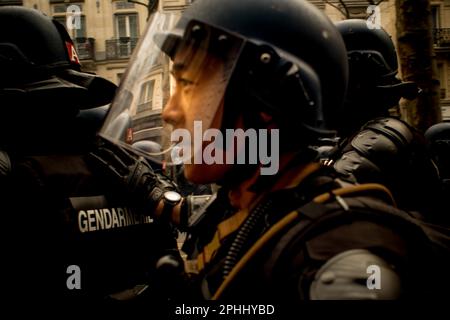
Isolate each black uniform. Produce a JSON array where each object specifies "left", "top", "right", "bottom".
[
  {"left": 85, "top": 0, "right": 450, "bottom": 310},
  {"left": 182, "top": 162, "right": 447, "bottom": 305}
]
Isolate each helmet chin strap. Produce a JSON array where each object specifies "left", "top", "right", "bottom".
[
  {"left": 214, "top": 107, "right": 261, "bottom": 188},
  {"left": 214, "top": 101, "right": 318, "bottom": 191}
]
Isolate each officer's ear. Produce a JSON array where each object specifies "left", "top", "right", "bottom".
[
  {"left": 241, "top": 109, "right": 276, "bottom": 131},
  {"left": 259, "top": 112, "right": 272, "bottom": 124},
  {"left": 258, "top": 112, "right": 278, "bottom": 130}
]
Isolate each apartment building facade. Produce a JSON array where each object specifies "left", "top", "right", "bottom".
[
  {"left": 0, "top": 0, "right": 191, "bottom": 84},
  {"left": 0, "top": 0, "right": 447, "bottom": 143},
  {"left": 431, "top": 0, "right": 450, "bottom": 119}
]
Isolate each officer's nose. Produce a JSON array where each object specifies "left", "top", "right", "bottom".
[{"left": 162, "top": 92, "right": 183, "bottom": 127}]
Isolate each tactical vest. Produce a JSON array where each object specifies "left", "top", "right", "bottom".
[{"left": 185, "top": 168, "right": 450, "bottom": 301}]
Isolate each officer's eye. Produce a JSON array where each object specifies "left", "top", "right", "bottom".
[
  {"left": 178, "top": 78, "right": 195, "bottom": 87},
  {"left": 171, "top": 69, "right": 196, "bottom": 90}
]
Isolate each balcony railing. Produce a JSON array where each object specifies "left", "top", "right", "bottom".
[
  {"left": 74, "top": 37, "right": 95, "bottom": 60},
  {"left": 106, "top": 37, "right": 139, "bottom": 59},
  {"left": 433, "top": 28, "right": 450, "bottom": 47}
]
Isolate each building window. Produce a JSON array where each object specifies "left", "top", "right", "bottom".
[
  {"left": 53, "top": 3, "right": 86, "bottom": 39},
  {"left": 115, "top": 13, "right": 139, "bottom": 39},
  {"left": 54, "top": 15, "right": 86, "bottom": 39},
  {"left": 111, "top": 13, "right": 139, "bottom": 58},
  {"left": 114, "top": 1, "right": 135, "bottom": 10},
  {"left": 0, "top": 0, "right": 23, "bottom": 5},
  {"left": 438, "top": 63, "right": 446, "bottom": 99},
  {"left": 53, "top": 3, "right": 84, "bottom": 14},
  {"left": 117, "top": 73, "right": 124, "bottom": 83},
  {"left": 432, "top": 5, "right": 441, "bottom": 29},
  {"left": 347, "top": 6, "right": 368, "bottom": 19},
  {"left": 137, "top": 80, "right": 156, "bottom": 113}
]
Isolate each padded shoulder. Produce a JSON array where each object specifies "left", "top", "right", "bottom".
[{"left": 310, "top": 249, "right": 402, "bottom": 300}]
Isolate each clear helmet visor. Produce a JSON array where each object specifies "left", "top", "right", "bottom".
[{"left": 99, "top": 12, "right": 244, "bottom": 167}]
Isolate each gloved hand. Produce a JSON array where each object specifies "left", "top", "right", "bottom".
[{"left": 89, "top": 137, "right": 180, "bottom": 213}]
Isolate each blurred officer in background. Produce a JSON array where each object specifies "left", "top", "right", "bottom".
[
  {"left": 332, "top": 19, "right": 418, "bottom": 137},
  {"left": 327, "top": 20, "right": 444, "bottom": 223},
  {"left": 425, "top": 122, "right": 450, "bottom": 186},
  {"left": 425, "top": 122, "right": 450, "bottom": 223},
  {"left": 0, "top": 6, "right": 179, "bottom": 309}
]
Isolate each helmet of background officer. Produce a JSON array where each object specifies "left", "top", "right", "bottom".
[
  {"left": 0, "top": 6, "right": 117, "bottom": 152},
  {"left": 334, "top": 19, "right": 418, "bottom": 136},
  {"left": 100, "top": 0, "right": 348, "bottom": 185},
  {"left": 425, "top": 122, "right": 450, "bottom": 180}
]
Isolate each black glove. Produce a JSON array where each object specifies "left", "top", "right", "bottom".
[{"left": 89, "top": 137, "right": 179, "bottom": 213}]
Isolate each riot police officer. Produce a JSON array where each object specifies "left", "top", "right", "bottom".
[
  {"left": 332, "top": 19, "right": 418, "bottom": 137},
  {"left": 327, "top": 20, "right": 443, "bottom": 221},
  {"left": 95, "top": 0, "right": 449, "bottom": 308},
  {"left": 425, "top": 122, "right": 450, "bottom": 223},
  {"left": 425, "top": 122, "right": 450, "bottom": 184},
  {"left": 0, "top": 6, "right": 179, "bottom": 309}
]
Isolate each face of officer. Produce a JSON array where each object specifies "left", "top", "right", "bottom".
[{"left": 162, "top": 46, "right": 235, "bottom": 184}]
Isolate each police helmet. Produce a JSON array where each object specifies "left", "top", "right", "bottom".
[
  {"left": 334, "top": 19, "right": 418, "bottom": 134},
  {"left": 100, "top": 0, "right": 349, "bottom": 165},
  {"left": 425, "top": 122, "right": 450, "bottom": 179},
  {"left": 0, "top": 6, "right": 117, "bottom": 111}
]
